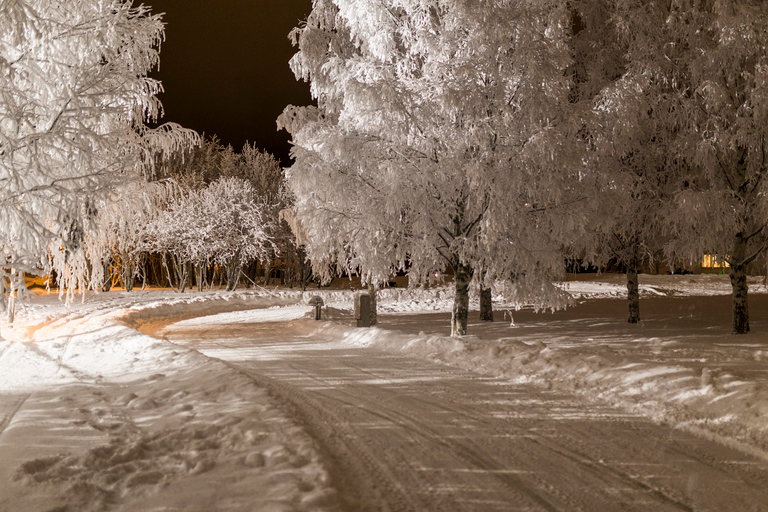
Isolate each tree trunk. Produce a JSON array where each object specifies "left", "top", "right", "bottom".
[
  {"left": 627, "top": 259, "right": 640, "bottom": 324},
  {"left": 451, "top": 261, "right": 474, "bottom": 337},
  {"left": 101, "top": 258, "right": 112, "bottom": 292},
  {"left": 730, "top": 233, "right": 749, "bottom": 334},
  {"left": 367, "top": 281, "right": 378, "bottom": 326},
  {"left": 226, "top": 258, "right": 241, "bottom": 292},
  {"left": 195, "top": 263, "right": 207, "bottom": 292},
  {"left": 7, "top": 268, "right": 17, "bottom": 325},
  {"left": 121, "top": 252, "right": 134, "bottom": 292},
  {"left": 479, "top": 267, "right": 493, "bottom": 322},
  {"left": 172, "top": 257, "right": 189, "bottom": 293},
  {"left": 298, "top": 247, "right": 309, "bottom": 291},
  {"left": 263, "top": 259, "right": 272, "bottom": 286},
  {"left": 161, "top": 253, "right": 178, "bottom": 292},
  {"left": 0, "top": 275, "right": 7, "bottom": 314}
]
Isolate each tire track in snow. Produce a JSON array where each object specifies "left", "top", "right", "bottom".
[
  {"left": 309, "top": 367, "right": 562, "bottom": 512},
  {"left": 239, "top": 366, "right": 420, "bottom": 512},
  {"left": 162, "top": 317, "right": 768, "bottom": 512},
  {"left": 0, "top": 394, "right": 31, "bottom": 437}
]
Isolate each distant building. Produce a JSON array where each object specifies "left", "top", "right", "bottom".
[{"left": 699, "top": 254, "right": 729, "bottom": 274}]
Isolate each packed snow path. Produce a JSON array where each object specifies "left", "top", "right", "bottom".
[{"left": 161, "top": 315, "right": 768, "bottom": 512}]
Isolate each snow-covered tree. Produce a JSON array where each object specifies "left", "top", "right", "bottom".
[
  {"left": 86, "top": 180, "right": 177, "bottom": 292},
  {"left": 567, "top": 1, "right": 682, "bottom": 324},
  {"left": 610, "top": 0, "right": 768, "bottom": 333},
  {"left": 280, "top": 0, "right": 582, "bottom": 336},
  {"left": 160, "top": 136, "right": 225, "bottom": 191},
  {"left": 0, "top": 0, "right": 197, "bottom": 314},
  {"left": 199, "top": 177, "right": 274, "bottom": 291},
  {"left": 226, "top": 143, "right": 292, "bottom": 286},
  {"left": 150, "top": 188, "right": 198, "bottom": 292},
  {"left": 150, "top": 177, "right": 274, "bottom": 292}
]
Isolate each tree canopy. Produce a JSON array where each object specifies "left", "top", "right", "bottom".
[{"left": 0, "top": 0, "right": 197, "bottom": 305}]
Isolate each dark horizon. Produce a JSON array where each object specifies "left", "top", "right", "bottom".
[{"left": 147, "top": 0, "right": 313, "bottom": 166}]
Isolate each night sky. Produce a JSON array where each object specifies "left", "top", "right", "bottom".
[{"left": 146, "top": 1, "right": 314, "bottom": 165}]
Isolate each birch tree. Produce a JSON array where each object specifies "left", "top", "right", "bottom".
[
  {"left": 570, "top": 1, "right": 681, "bottom": 324},
  {"left": 0, "top": 0, "right": 197, "bottom": 316},
  {"left": 280, "top": 0, "right": 581, "bottom": 336},
  {"left": 612, "top": 0, "right": 768, "bottom": 333},
  {"left": 86, "top": 180, "right": 176, "bottom": 292},
  {"left": 199, "top": 177, "right": 275, "bottom": 291}
]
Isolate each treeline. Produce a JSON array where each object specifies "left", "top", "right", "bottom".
[{"left": 80, "top": 138, "right": 312, "bottom": 295}]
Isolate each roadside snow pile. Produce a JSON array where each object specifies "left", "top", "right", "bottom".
[{"left": 0, "top": 292, "right": 337, "bottom": 512}]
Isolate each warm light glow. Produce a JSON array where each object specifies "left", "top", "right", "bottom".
[{"left": 702, "top": 254, "right": 729, "bottom": 268}]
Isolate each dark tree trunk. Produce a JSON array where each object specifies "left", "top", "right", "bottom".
[
  {"left": 730, "top": 233, "right": 749, "bottom": 334},
  {"left": 298, "top": 247, "right": 310, "bottom": 291},
  {"left": 627, "top": 256, "right": 640, "bottom": 324},
  {"left": 226, "top": 258, "right": 241, "bottom": 292},
  {"left": 163, "top": 253, "right": 189, "bottom": 293},
  {"left": 175, "top": 258, "right": 189, "bottom": 293},
  {"left": 161, "top": 253, "right": 178, "bottom": 292},
  {"left": 451, "top": 261, "right": 474, "bottom": 337},
  {"left": 367, "top": 281, "right": 378, "bottom": 326},
  {"left": 121, "top": 252, "right": 135, "bottom": 292},
  {"left": 101, "top": 258, "right": 112, "bottom": 292},
  {"left": 478, "top": 267, "right": 493, "bottom": 321},
  {"left": 0, "top": 274, "right": 7, "bottom": 314},
  {"left": 7, "top": 268, "right": 18, "bottom": 325},
  {"left": 140, "top": 258, "right": 147, "bottom": 291},
  {"left": 263, "top": 259, "right": 272, "bottom": 286}
]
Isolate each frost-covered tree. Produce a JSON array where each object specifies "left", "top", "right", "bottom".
[
  {"left": 150, "top": 177, "right": 274, "bottom": 292},
  {"left": 199, "top": 177, "right": 274, "bottom": 291},
  {"left": 0, "top": 0, "right": 197, "bottom": 315},
  {"left": 157, "top": 140, "right": 290, "bottom": 290},
  {"left": 568, "top": 1, "right": 682, "bottom": 324},
  {"left": 281, "top": 0, "right": 581, "bottom": 336},
  {"left": 611, "top": 0, "right": 768, "bottom": 334},
  {"left": 150, "top": 186, "right": 201, "bottom": 292},
  {"left": 226, "top": 143, "right": 292, "bottom": 285},
  {"left": 87, "top": 180, "right": 177, "bottom": 292},
  {"left": 160, "top": 136, "right": 225, "bottom": 190}
]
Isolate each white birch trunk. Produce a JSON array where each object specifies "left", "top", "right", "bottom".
[
  {"left": 451, "top": 261, "right": 473, "bottom": 337},
  {"left": 367, "top": 281, "right": 378, "bottom": 326}
]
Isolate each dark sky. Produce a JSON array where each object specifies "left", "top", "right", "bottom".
[{"left": 146, "top": 1, "right": 314, "bottom": 165}]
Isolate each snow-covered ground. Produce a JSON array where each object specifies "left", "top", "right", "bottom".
[{"left": 1, "top": 273, "right": 767, "bottom": 510}]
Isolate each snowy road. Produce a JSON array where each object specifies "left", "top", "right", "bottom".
[{"left": 161, "top": 315, "right": 768, "bottom": 512}]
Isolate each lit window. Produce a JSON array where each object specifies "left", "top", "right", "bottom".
[{"left": 702, "top": 254, "right": 729, "bottom": 268}]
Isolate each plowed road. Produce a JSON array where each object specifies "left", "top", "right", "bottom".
[{"left": 159, "top": 315, "right": 768, "bottom": 512}]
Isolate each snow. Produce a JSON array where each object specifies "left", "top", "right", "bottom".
[
  {"left": 2, "top": 273, "right": 768, "bottom": 509},
  {"left": 0, "top": 288, "right": 334, "bottom": 511}
]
